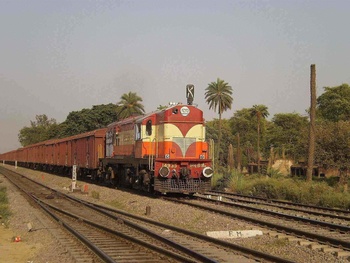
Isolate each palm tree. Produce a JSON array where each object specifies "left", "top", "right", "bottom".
[
  {"left": 116, "top": 92, "right": 145, "bottom": 119},
  {"left": 249, "top": 105, "right": 269, "bottom": 174},
  {"left": 205, "top": 78, "right": 233, "bottom": 161}
]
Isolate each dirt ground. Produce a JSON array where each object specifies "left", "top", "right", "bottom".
[
  {"left": 0, "top": 170, "right": 72, "bottom": 263},
  {"left": 0, "top": 225, "right": 39, "bottom": 263}
]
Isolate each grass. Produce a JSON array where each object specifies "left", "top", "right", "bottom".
[
  {"left": 212, "top": 169, "right": 350, "bottom": 210},
  {"left": 91, "top": 190, "right": 100, "bottom": 200},
  {"left": 0, "top": 186, "right": 11, "bottom": 226},
  {"left": 107, "top": 200, "right": 127, "bottom": 211}
]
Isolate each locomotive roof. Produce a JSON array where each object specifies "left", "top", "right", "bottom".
[
  {"left": 107, "top": 106, "right": 172, "bottom": 127},
  {"left": 108, "top": 103, "right": 202, "bottom": 128}
]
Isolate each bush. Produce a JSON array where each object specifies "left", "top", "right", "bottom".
[
  {"left": 0, "top": 186, "right": 11, "bottom": 224},
  {"left": 0, "top": 187, "right": 8, "bottom": 203},
  {"left": 214, "top": 172, "right": 350, "bottom": 210},
  {"left": 211, "top": 172, "right": 224, "bottom": 189},
  {"left": 91, "top": 191, "right": 100, "bottom": 200}
]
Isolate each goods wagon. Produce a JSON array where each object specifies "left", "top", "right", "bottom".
[{"left": 1, "top": 129, "right": 106, "bottom": 178}]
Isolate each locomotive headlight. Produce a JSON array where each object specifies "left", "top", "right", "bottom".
[
  {"left": 159, "top": 166, "right": 170, "bottom": 177},
  {"left": 202, "top": 166, "right": 214, "bottom": 178}
]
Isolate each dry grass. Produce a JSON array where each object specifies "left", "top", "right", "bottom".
[{"left": 0, "top": 185, "right": 11, "bottom": 225}]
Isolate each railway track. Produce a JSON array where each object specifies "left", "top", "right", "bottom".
[
  {"left": 0, "top": 166, "right": 295, "bottom": 263},
  {"left": 202, "top": 191, "right": 350, "bottom": 232},
  {"left": 164, "top": 191, "right": 350, "bottom": 258},
  {"left": 208, "top": 190, "right": 350, "bottom": 221}
]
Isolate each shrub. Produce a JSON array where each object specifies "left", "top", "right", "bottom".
[
  {"left": 217, "top": 173, "right": 350, "bottom": 210},
  {"left": 91, "top": 191, "right": 100, "bottom": 200},
  {"left": 211, "top": 172, "right": 224, "bottom": 189},
  {"left": 0, "top": 186, "right": 11, "bottom": 224}
]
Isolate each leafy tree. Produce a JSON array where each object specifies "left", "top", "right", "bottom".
[
  {"left": 315, "top": 120, "right": 350, "bottom": 191},
  {"left": 18, "top": 114, "right": 57, "bottom": 146},
  {"left": 205, "top": 78, "right": 233, "bottom": 160},
  {"left": 157, "top": 105, "right": 168, "bottom": 110},
  {"left": 317, "top": 83, "right": 350, "bottom": 122},
  {"left": 230, "top": 108, "right": 259, "bottom": 168},
  {"left": 116, "top": 92, "right": 145, "bottom": 119},
  {"left": 59, "top": 104, "right": 118, "bottom": 137},
  {"left": 266, "top": 113, "right": 308, "bottom": 161},
  {"left": 249, "top": 105, "right": 269, "bottom": 174},
  {"left": 230, "top": 108, "right": 258, "bottom": 146},
  {"left": 206, "top": 119, "right": 235, "bottom": 167}
]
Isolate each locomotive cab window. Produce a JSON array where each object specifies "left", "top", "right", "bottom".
[
  {"left": 115, "top": 133, "right": 120, "bottom": 146},
  {"left": 146, "top": 120, "right": 152, "bottom": 136}
]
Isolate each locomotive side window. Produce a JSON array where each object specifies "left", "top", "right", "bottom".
[
  {"left": 146, "top": 120, "right": 152, "bottom": 136},
  {"left": 115, "top": 133, "right": 120, "bottom": 146},
  {"left": 135, "top": 123, "right": 142, "bottom": 140},
  {"left": 113, "top": 129, "right": 120, "bottom": 146}
]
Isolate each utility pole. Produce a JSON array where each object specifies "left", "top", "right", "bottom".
[{"left": 306, "top": 64, "right": 316, "bottom": 181}]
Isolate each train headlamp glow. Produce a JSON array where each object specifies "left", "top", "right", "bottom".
[
  {"left": 202, "top": 166, "right": 214, "bottom": 178},
  {"left": 159, "top": 166, "right": 170, "bottom": 177}
]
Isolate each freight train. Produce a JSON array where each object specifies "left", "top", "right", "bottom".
[{"left": 0, "top": 85, "right": 213, "bottom": 194}]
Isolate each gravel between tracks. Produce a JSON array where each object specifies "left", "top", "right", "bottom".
[{"left": 1, "top": 165, "right": 349, "bottom": 263}]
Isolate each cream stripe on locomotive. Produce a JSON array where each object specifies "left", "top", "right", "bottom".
[{"left": 162, "top": 123, "right": 205, "bottom": 157}]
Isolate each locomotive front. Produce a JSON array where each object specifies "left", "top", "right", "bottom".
[{"left": 153, "top": 86, "right": 213, "bottom": 194}]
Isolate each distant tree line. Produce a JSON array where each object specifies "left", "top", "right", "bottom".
[{"left": 18, "top": 91, "right": 145, "bottom": 146}]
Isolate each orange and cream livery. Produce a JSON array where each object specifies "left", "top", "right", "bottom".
[{"left": 102, "top": 85, "right": 213, "bottom": 194}]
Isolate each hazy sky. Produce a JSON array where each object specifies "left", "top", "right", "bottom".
[{"left": 1, "top": 0, "right": 349, "bottom": 153}]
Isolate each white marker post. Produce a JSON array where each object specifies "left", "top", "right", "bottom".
[
  {"left": 72, "top": 165, "right": 77, "bottom": 191},
  {"left": 15, "top": 160, "right": 17, "bottom": 169}
]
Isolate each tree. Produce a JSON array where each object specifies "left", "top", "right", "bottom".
[
  {"left": 116, "top": 92, "right": 145, "bottom": 119},
  {"left": 230, "top": 108, "right": 258, "bottom": 141},
  {"left": 206, "top": 119, "right": 235, "bottom": 167},
  {"left": 315, "top": 121, "right": 350, "bottom": 191},
  {"left": 266, "top": 113, "right": 308, "bottom": 161},
  {"left": 230, "top": 108, "right": 258, "bottom": 145},
  {"left": 157, "top": 105, "right": 168, "bottom": 110},
  {"left": 59, "top": 104, "right": 118, "bottom": 137},
  {"left": 18, "top": 114, "right": 57, "bottom": 146},
  {"left": 317, "top": 83, "right": 350, "bottom": 122},
  {"left": 230, "top": 108, "right": 263, "bottom": 168},
  {"left": 249, "top": 105, "right": 269, "bottom": 174},
  {"left": 228, "top": 144, "right": 234, "bottom": 171},
  {"left": 236, "top": 133, "right": 242, "bottom": 171},
  {"left": 205, "top": 78, "right": 233, "bottom": 161}
]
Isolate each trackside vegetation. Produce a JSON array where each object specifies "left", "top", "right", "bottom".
[
  {"left": 213, "top": 170, "right": 350, "bottom": 210},
  {"left": 0, "top": 185, "right": 11, "bottom": 226}
]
